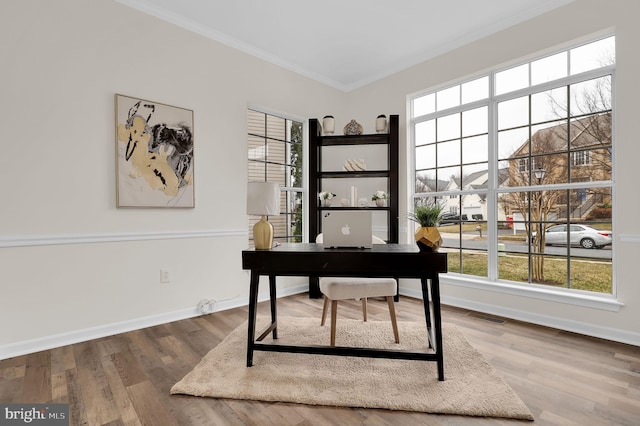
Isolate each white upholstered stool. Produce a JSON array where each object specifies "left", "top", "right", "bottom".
[{"left": 316, "top": 233, "right": 400, "bottom": 346}]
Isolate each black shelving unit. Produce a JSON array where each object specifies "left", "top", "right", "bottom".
[
  {"left": 307, "top": 115, "right": 399, "bottom": 299},
  {"left": 309, "top": 115, "right": 399, "bottom": 245}
]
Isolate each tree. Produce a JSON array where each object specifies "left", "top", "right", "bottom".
[{"left": 290, "top": 122, "right": 303, "bottom": 242}]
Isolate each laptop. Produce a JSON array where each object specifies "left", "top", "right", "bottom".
[{"left": 322, "top": 211, "right": 372, "bottom": 249}]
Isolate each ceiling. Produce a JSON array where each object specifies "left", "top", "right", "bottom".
[{"left": 116, "top": 0, "right": 574, "bottom": 92}]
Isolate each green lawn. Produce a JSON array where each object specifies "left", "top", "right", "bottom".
[{"left": 445, "top": 251, "right": 612, "bottom": 293}]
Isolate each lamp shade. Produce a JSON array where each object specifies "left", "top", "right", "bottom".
[{"left": 247, "top": 182, "right": 280, "bottom": 216}]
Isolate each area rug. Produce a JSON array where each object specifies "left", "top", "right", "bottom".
[{"left": 171, "top": 316, "right": 533, "bottom": 420}]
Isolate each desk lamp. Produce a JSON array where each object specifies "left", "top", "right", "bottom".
[{"left": 247, "top": 182, "right": 280, "bottom": 250}]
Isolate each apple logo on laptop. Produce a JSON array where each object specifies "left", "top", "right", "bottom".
[{"left": 341, "top": 224, "right": 351, "bottom": 236}]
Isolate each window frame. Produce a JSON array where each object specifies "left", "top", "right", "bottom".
[
  {"left": 247, "top": 107, "right": 307, "bottom": 246},
  {"left": 408, "top": 35, "right": 619, "bottom": 310}
]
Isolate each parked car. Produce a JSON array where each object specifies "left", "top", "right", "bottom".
[
  {"left": 531, "top": 224, "right": 612, "bottom": 249},
  {"left": 439, "top": 213, "right": 468, "bottom": 225}
]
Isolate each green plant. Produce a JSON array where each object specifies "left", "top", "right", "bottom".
[
  {"left": 371, "top": 190, "right": 389, "bottom": 201},
  {"left": 408, "top": 204, "right": 444, "bottom": 227},
  {"left": 319, "top": 191, "right": 336, "bottom": 200}
]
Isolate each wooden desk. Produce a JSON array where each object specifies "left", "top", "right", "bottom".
[{"left": 241, "top": 244, "right": 448, "bottom": 380}]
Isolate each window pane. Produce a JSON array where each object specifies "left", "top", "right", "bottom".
[
  {"left": 531, "top": 87, "right": 567, "bottom": 124},
  {"left": 266, "top": 162, "right": 285, "bottom": 186},
  {"left": 570, "top": 36, "right": 615, "bottom": 75},
  {"left": 531, "top": 52, "right": 568, "bottom": 86},
  {"left": 248, "top": 160, "right": 264, "bottom": 182},
  {"left": 437, "top": 140, "right": 461, "bottom": 168},
  {"left": 498, "top": 96, "right": 529, "bottom": 130},
  {"left": 532, "top": 153, "right": 567, "bottom": 185},
  {"left": 461, "top": 76, "right": 489, "bottom": 104},
  {"left": 498, "top": 127, "right": 529, "bottom": 161},
  {"left": 437, "top": 166, "right": 459, "bottom": 191},
  {"left": 437, "top": 85, "right": 460, "bottom": 111},
  {"left": 266, "top": 115, "right": 286, "bottom": 141},
  {"left": 531, "top": 120, "right": 568, "bottom": 155},
  {"left": 569, "top": 113, "right": 611, "bottom": 149},
  {"left": 248, "top": 110, "right": 266, "bottom": 136},
  {"left": 437, "top": 113, "right": 460, "bottom": 141},
  {"left": 248, "top": 135, "right": 266, "bottom": 160},
  {"left": 416, "top": 170, "right": 437, "bottom": 193},
  {"left": 495, "top": 63, "right": 529, "bottom": 95},
  {"left": 462, "top": 106, "right": 488, "bottom": 137},
  {"left": 462, "top": 164, "right": 488, "bottom": 186},
  {"left": 416, "top": 144, "right": 436, "bottom": 170},
  {"left": 415, "top": 119, "right": 436, "bottom": 146},
  {"left": 462, "top": 135, "right": 488, "bottom": 164},
  {"left": 572, "top": 148, "right": 611, "bottom": 182},
  {"left": 570, "top": 76, "right": 611, "bottom": 116},
  {"left": 413, "top": 93, "right": 435, "bottom": 117}
]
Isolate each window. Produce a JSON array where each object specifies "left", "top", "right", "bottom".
[
  {"left": 571, "top": 150, "right": 591, "bottom": 166},
  {"left": 411, "top": 36, "right": 614, "bottom": 294},
  {"left": 247, "top": 109, "right": 304, "bottom": 247}
]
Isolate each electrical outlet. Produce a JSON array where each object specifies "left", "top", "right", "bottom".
[{"left": 160, "top": 268, "right": 171, "bottom": 283}]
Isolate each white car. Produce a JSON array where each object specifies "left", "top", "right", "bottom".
[{"left": 532, "top": 224, "right": 612, "bottom": 249}]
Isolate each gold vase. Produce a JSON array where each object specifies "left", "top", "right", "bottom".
[{"left": 414, "top": 226, "right": 442, "bottom": 252}]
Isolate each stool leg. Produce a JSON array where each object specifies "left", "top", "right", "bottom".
[
  {"left": 330, "top": 300, "right": 338, "bottom": 346},
  {"left": 361, "top": 298, "right": 368, "bottom": 322},
  {"left": 321, "top": 296, "right": 329, "bottom": 326},
  {"left": 386, "top": 296, "right": 400, "bottom": 344}
]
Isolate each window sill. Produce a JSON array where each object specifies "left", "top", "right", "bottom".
[{"left": 441, "top": 274, "right": 624, "bottom": 312}]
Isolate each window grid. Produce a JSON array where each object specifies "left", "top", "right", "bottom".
[
  {"left": 410, "top": 36, "right": 614, "bottom": 294},
  {"left": 247, "top": 109, "right": 304, "bottom": 247}
]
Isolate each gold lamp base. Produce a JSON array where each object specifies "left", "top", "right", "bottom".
[{"left": 253, "top": 216, "right": 274, "bottom": 250}]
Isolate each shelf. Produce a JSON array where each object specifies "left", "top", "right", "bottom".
[
  {"left": 319, "top": 206, "right": 390, "bottom": 211},
  {"left": 319, "top": 170, "right": 389, "bottom": 178},
  {"left": 319, "top": 134, "right": 389, "bottom": 146}
]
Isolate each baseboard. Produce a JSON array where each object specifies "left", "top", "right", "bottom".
[
  {"left": 399, "top": 287, "right": 640, "bottom": 347},
  {"left": 0, "top": 284, "right": 309, "bottom": 361}
]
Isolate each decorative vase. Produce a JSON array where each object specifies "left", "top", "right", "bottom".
[
  {"left": 321, "top": 198, "right": 331, "bottom": 207},
  {"left": 375, "top": 198, "right": 385, "bottom": 207},
  {"left": 414, "top": 226, "right": 442, "bottom": 252},
  {"left": 375, "top": 115, "right": 387, "bottom": 133},
  {"left": 343, "top": 119, "right": 363, "bottom": 135},
  {"left": 322, "top": 116, "right": 335, "bottom": 135}
]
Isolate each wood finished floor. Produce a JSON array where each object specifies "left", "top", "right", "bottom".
[{"left": 1, "top": 293, "right": 639, "bottom": 425}]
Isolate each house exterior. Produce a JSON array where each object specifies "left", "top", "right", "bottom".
[{"left": 503, "top": 113, "right": 612, "bottom": 222}]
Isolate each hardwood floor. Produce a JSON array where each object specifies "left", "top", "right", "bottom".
[{"left": 1, "top": 294, "right": 639, "bottom": 425}]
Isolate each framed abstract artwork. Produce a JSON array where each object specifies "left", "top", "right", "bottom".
[{"left": 115, "top": 94, "right": 195, "bottom": 208}]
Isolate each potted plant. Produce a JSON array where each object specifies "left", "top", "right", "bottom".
[
  {"left": 371, "top": 190, "right": 389, "bottom": 207},
  {"left": 408, "top": 203, "right": 444, "bottom": 252},
  {"left": 319, "top": 191, "right": 336, "bottom": 207}
]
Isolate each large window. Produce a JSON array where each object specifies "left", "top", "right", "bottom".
[
  {"left": 411, "top": 36, "right": 614, "bottom": 294},
  {"left": 247, "top": 109, "right": 304, "bottom": 247}
]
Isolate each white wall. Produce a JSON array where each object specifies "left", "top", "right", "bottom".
[
  {"left": 348, "top": 0, "right": 640, "bottom": 345},
  {"left": 0, "top": 0, "right": 347, "bottom": 357},
  {"left": 2, "top": 0, "right": 638, "bottom": 358}
]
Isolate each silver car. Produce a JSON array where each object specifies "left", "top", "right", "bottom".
[{"left": 533, "top": 224, "right": 612, "bottom": 249}]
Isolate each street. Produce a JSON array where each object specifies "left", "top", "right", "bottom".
[{"left": 441, "top": 233, "right": 612, "bottom": 260}]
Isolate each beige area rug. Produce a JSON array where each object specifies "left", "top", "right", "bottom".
[{"left": 171, "top": 316, "right": 533, "bottom": 420}]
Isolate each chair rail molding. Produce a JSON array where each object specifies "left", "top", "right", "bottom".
[{"left": 0, "top": 229, "right": 248, "bottom": 248}]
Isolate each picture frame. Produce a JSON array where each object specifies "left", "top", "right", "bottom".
[{"left": 115, "top": 94, "right": 195, "bottom": 208}]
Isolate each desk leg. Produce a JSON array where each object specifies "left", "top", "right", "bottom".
[
  {"left": 420, "top": 277, "right": 432, "bottom": 348},
  {"left": 269, "top": 274, "right": 278, "bottom": 339},
  {"left": 246, "top": 270, "right": 259, "bottom": 367},
  {"left": 431, "top": 275, "right": 445, "bottom": 381}
]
